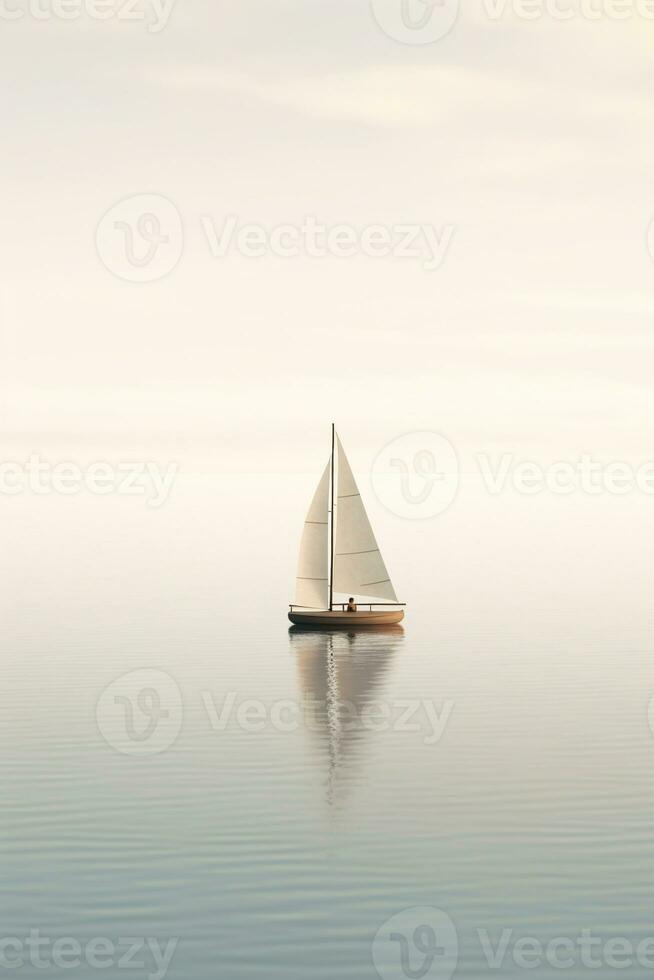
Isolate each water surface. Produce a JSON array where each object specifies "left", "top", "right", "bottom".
[{"left": 2, "top": 475, "right": 653, "bottom": 978}]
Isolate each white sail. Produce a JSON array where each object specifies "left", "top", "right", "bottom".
[
  {"left": 333, "top": 437, "right": 398, "bottom": 602},
  {"left": 294, "top": 462, "right": 330, "bottom": 609}
]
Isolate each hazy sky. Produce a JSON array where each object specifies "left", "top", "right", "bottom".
[{"left": 2, "top": 0, "right": 654, "bottom": 469}]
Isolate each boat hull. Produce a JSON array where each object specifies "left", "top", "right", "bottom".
[{"left": 288, "top": 610, "right": 405, "bottom": 628}]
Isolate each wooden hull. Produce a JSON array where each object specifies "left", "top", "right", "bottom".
[{"left": 288, "top": 610, "right": 405, "bottom": 628}]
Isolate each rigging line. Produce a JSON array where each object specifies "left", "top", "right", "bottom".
[{"left": 336, "top": 549, "right": 379, "bottom": 556}]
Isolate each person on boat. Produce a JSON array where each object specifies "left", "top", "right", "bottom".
[{"left": 347, "top": 597, "right": 357, "bottom": 613}]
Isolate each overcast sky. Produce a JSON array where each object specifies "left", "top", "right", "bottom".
[{"left": 1, "top": 0, "right": 653, "bottom": 469}]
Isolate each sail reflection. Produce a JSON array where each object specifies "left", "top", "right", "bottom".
[{"left": 289, "top": 625, "right": 404, "bottom": 806}]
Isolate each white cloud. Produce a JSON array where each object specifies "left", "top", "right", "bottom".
[{"left": 142, "top": 64, "right": 530, "bottom": 127}]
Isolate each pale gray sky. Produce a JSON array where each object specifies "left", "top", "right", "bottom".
[{"left": 2, "top": 0, "right": 653, "bottom": 468}]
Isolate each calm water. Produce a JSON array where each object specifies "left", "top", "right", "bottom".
[{"left": 2, "top": 472, "right": 654, "bottom": 979}]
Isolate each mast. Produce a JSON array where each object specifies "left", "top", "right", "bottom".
[{"left": 329, "top": 422, "right": 335, "bottom": 611}]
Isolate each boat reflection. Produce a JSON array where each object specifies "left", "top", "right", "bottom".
[{"left": 289, "top": 625, "right": 404, "bottom": 806}]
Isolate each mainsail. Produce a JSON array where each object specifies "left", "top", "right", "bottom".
[
  {"left": 294, "top": 462, "right": 330, "bottom": 609},
  {"left": 332, "top": 437, "right": 398, "bottom": 602}
]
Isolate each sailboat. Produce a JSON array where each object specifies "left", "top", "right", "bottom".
[{"left": 288, "top": 426, "right": 406, "bottom": 627}]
